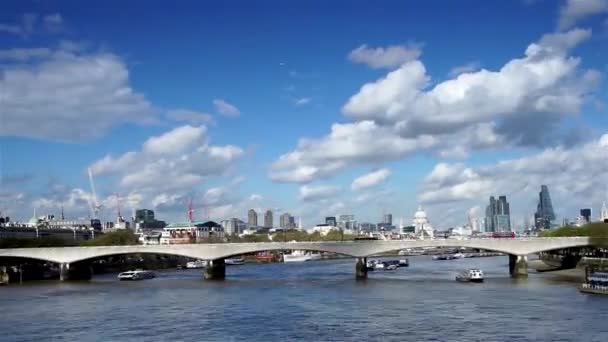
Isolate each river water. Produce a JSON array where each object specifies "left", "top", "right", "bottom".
[{"left": 1, "top": 256, "right": 607, "bottom": 342}]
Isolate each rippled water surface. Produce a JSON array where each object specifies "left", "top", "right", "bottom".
[{"left": 1, "top": 256, "right": 607, "bottom": 342}]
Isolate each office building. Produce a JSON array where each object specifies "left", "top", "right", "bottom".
[
  {"left": 534, "top": 185, "right": 556, "bottom": 230},
  {"left": 248, "top": 209, "right": 258, "bottom": 226},
  {"left": 325, "top": 216, "right": 337, "bottom": 226},
  {"left": 580, "top": 209, "right": 591, "bottom": 224},
  {"left": 383, "top": 213, "right": 393, "bottom": 225},
  {"left": 485, "top": 195, "right": 511, "bottom": 232},
  {"left": 264, "top": 209, "right": 273, "bottom": 228},
  {"left": 280, "top": 212, "right": 295, "bottom": 229}
]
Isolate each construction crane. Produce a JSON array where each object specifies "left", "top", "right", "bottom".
[
  {"left": 87, "top": 168, "right": 103, "bottom": 219},
  {"left": 184, "top": 197, "right": 194, "bottom": 222}
]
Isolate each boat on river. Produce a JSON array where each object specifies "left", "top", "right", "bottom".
[
  {"left": 456, "top": 269, "right": 484, "bottom": 283},
  {"left": 225, "top": 257, "right": 245, "bottom": 265},
  {"left": 186, "top": 260, "right": 207, "bottom": 269},
  {"left": 283, "top": 250, "right": 322, "bottom": 263},
  {"left": 579, "top": 270, "right": 608, "bottom": 295},
  {"left": 118, "top": 270, "right": 156, "bottom": 281}
]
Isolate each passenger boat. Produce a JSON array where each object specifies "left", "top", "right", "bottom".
[
  {"left": 186, "top": 260, "right": 207, "bottom": 269},
  {"left": 117, "top": 270, "right": 156, "bottom": 281},
  {"left": 579, "top": 270, "right": 608, "bottom": 295},
  {"left": 225, "top": 257, "right": 245, "bottom": 265},
  {"left": 282, "top": 250, "right": 322, "bottom": 263},
  {"left": 456, "top": 269, "right": 484, "bottom": 283}
]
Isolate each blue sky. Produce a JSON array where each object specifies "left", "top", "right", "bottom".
[{"left": 1, "top": 0, "right": 607, "bottom": 229}]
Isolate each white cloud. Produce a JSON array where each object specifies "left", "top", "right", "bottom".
[
  {"left": 299, "top": 185, "right": 341, "bottom": 202},
  {"left": 343, "top": 29, "right": 597, "bottom": 144},
  {"left": 0, "top": 47, "right": 155, "bottom": 141},
  {"left": 558, "top": 0, "right": 608, "bottom": 30},
  {"left": 90, "top": 125, "right": 244, "bottom": 192},
  {"left": 269, "top": 121, "right": 436, "bottom": 183},
  {"left": 351, "top": 168, "right": 391, "bottom": 191},
  {"left": 348, "top": 43, "right": 422, "bottom": 69},
  {"left": 0, "top": 47, "right": 51, "bottom": 61},
  {"left": 213, "top": 99, "right": 241, "bottom": 117},
  {"left": 418, "top": 133, "right": 608, "bottom": 213},
  {"left": 294, "top": 97, "right": 311, "bottom": 106},
  {"left": 0, "top": 13, "right": 63, "bottom": 37},
  {"left": 249, "top": 194, "right": 263, "bottom": 201},
  {"left": 448, "top": 61, "right": 481, "bottom": 77},
  {"left": 166, "top": 109, "right": 214, "bottom": 125}
]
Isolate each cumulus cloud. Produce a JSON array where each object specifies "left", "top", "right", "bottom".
[
  {"left": 0, "top": 47, "right": 155, "bottom": 141},
  {"left": 348, "top": 43, "right": 422, "bottom": 69},
  {"left": 0, "top": 47, "right": 52, "bottom": 61},
  {"left": 299, "top": 185, "right": 341, "bottom": 202},
  {"left": 448, "top": 61, "right": 481, "bottom": 77},
  {"left": 0, "top": 13, "right": 64, "bottom": 37},
  {"left": 294, "top": 97, "right": 311, "bottom": 106},
  {"left": 89, "top": 125, "right": 244, "bottom": 192},
  {"left": 351, "top": 168, "right": 392, "bottom": 191},
  {"left": 269, "top": 121, "right": 436, "bottom": 183},
  {"left": 419, "top": 133, "right": 608, "bottom": 209},
  {"left": 558, "top": 0, "right": 608, "bottom": 30},
  {"left": 213, "top": 99, "right": 241, "bottom": 117}
]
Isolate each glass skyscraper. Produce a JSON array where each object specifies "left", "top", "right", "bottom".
[
  {"left": 485, "top": 195, "right": 511, "bottom": 232},
  {"left": 534, "top": 185, "right": 555, "bottom": 230}
]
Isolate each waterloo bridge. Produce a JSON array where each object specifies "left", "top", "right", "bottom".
[{"left": 0, "top": 237, "right": 594, "bottom": 281}]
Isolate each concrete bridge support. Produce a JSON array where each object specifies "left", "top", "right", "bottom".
[
  {"left": 509, "top": 255, "right": 528, "bottom": 277},
  {"left": 355, "top": 257, "right": 367, "bottom": 280},
  {"left": 59, "top": 262, "right": 92, "bottom": 281},
  {"left": 204, "top": 259, "right": 226, "bottom": 280}
]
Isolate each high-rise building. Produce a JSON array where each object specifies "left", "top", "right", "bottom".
[
  {"left": 325, "top": 216, "right": 337, "bottom": 226},
  {"left": 280, "top": 212, "right": 294, "bottom": 229},
  {"left": 135, "top": 209, "right": 155, "bottom": 222},
  {"left": 485, "top": 195, "right": 511, "bottom": 232},
  {"left": 601, "top": 202, "right": 608, "bottom": 223},
  {"left": 264, "top": 209, "right": 273, "bottom": 228},
  {"left": 534, "top": 185, "right": 555, "bottom": 230},
  {"left": 383, "top": 213, "right": 393, "bottom": 225},
  {"left": 338, "top": 214, "right": 356, "bottom": 230},
  {"left": 580, "top": 208, "right": 591, "bottom": 224},
  {"left": 248, "top": 209, "right": 258, "bottom": 226}
]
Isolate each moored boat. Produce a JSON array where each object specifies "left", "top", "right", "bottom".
[
  {"left": 186, "top": 260, "right": 207, "bottom": 269},
  {"left": 225, "top": 257, "right": 245, "bottom": 265},
  {"left": 579, "top": 269, "right": 608, "bottom": 295},
  {"left": 283, "top": 250, "right": 322, "bottom": 263},
  {"left": 456, "top": 269, "right": 484, "bottom": 283},
  {"left": 118, "top": 270, "right": 156, "bottom": 281}
]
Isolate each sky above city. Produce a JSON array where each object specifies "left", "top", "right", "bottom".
[{"left": 1, "top": 0, "right": 607, "bottom": 229}]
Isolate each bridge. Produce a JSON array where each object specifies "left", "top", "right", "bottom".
[{"left": 0, "top": 237, "right": 593, "bottom": 281}]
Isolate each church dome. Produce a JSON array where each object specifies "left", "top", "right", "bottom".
[{"left": 414, "top": 205, "right": 427, "bottom": 219}]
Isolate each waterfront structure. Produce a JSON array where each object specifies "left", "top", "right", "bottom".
[
  {"left": 580, "top": 209, "right": 591, "bottom": 224},
  {"left": 280, "top": 212, "right": 295, "bottom": 229},
  {"left": 264, "top": 210, "right": 273, "bottom": 228},
  {"left": 383, "top": 213, "right": 393, "bottom": 225},
  {"left": 0, "top": 237, "right": 592, "bottom": 280},
  {"left": 325, "top": 216, "right": 337, "bottom": 226},
  {"left": 412, "top": 205, "right": 434, "bottom": 239},
  {"left": 534, "top": 185, "right": 556, "bottom": 230},
  {"left": 485, "top": 196, "right": 511, "bottom": 232},
  {"left": 160, "top": 221, "right": 224, "bottom": 244},
  {"left": 601, "top": 202, "right": 608, "bottom": 223},
  {"left": 248, "top": 209, "right": 257, "bottom": 226}
]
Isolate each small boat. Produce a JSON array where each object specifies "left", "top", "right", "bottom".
[
  {"left": 186, "top": 260, "right": 207, "bottom": 269},
  {"left": 118, "top": 270, "right": 156, "bottom": 281},
  {"left": 456, "top": 269, "right": 484, "bottom": 283},
  {"left": 399, "top": 259, "right": 409, "bottom": 267},
  {"left": 283, "top": 250, "right": 322, "bottom": 263},
  {"left": 366, "top": 259, "right": 377, "bottom": 271},
  {"left": 374, "top": 261, "right": 385, "bottom": 270},
  {"left": 579, "top": 270, "right": 608, "bottom": 295},
  {"left": 225, "top": 257, "right": 245, "bottom": 265},
  {"left": 385, "top": 264, "right": 398, "bottom": 271}
]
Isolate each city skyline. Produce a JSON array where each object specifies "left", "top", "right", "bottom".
[{"left": 1, "top": 0, "right": 608, "bottom": 229}]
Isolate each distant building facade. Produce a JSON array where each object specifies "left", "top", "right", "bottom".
[
  {"left": 264, "top": 210, "right": 273, "bottom": 228},
  {"left": 580, "top": 209, "right": 591, "bottom": 224},
  {"left": 338, "top": 214, "right": 357, "bottom": 230},
  {"left": 248, "top": 209, "right": 258, "bottom": 226},
  {"left": 134, "top": 209, "right": 166, "bottom": 230},
  {"left": 534, "top": 185, "right": 556, "bottom": 230},
  {"left": 602, "top": 202, "right": 608, "bottom": 223},
  {"left": 485, "top": 196, "right": 511, "bottom": 232},
  {"left": 325, "top": 216, "right": 337, "bottom": 226},
  {"left": 280, "top": 212, "right": 296, "bottom": 229},
  {"left": 383, "top": 214, "right": 393, "bottom": 225}
]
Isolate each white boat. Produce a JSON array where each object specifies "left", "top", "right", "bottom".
[
  {"left": 117, "top": 270, "right": 156, "bottom": 281},
  {"left": 385, "top": 264, "right": 398, "bottom": 271},
  {"left": 283, "top": 250, "right": 322, "bottom": 263},
  {"left": 225, "top": 257, "right": 245, "bottom": 265},
  {"left": 186, "top": 260, "right": 207, "bottom": 269},
  {"left": 456, "top": 269, "right": 484, "bottom": 283}
]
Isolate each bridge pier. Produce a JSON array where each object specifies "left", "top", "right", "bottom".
[
  {"left": 509, "top": 255, "right": 528, "bottom": 278},
  {"left": 204, "top": 259, "right": 226, "bottom": 280},
  {"left": 355, "top": 257, "right": 367, "bottom": 280},
  {"left": 59, "top": 262, "right": 92, "bottom": 281}
]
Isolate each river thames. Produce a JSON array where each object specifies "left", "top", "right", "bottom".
[{"left": 1, "top": 256, "right": 607, "bottom": 341}]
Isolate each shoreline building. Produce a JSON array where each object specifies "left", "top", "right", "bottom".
[
  {"left": 601, "top": 202, "right": 608, "bottom": 223},
  {"left": 534, "top": 185, "right": 556, "bottom": 230},
  {"left": 264, "top": 209, "right": 273, "bottom": 228},
  {"left": 280, "top": 212, "right": 296, "bottom": 229},
  {"left": 248, "top": 209, "right": 258, "bottom": 227},
  {"left": 485, "top": 195, "right": 511, "bottom": 232},
  {"left": 412, "top": 205, "right": 434, "bottom": 239}
]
